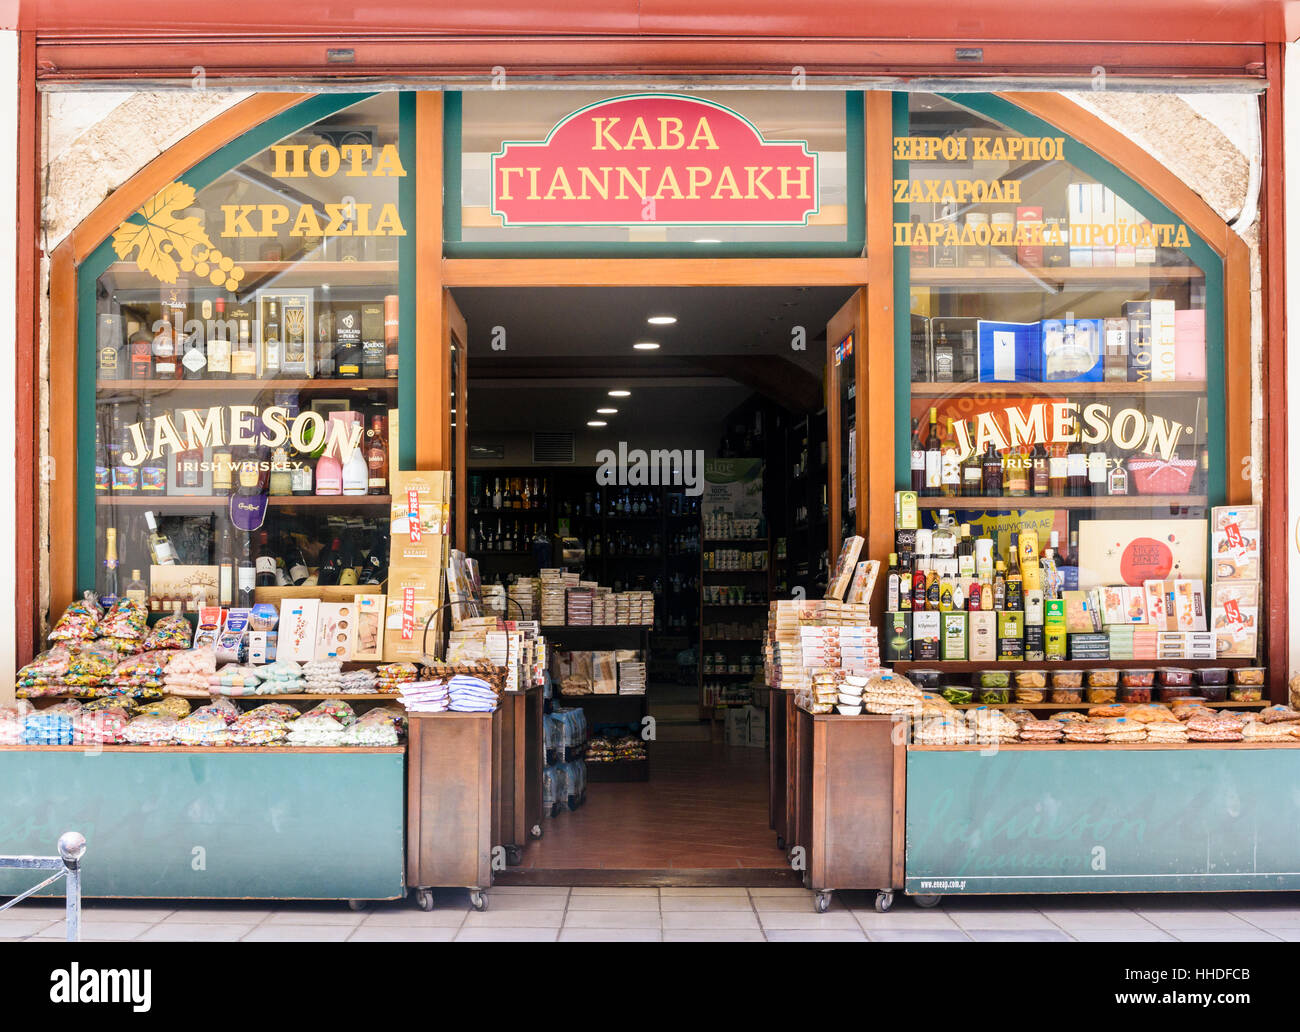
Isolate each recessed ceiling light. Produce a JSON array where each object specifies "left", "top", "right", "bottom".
[
  {"left": 596, "top": 407, "right": 618, "bottom": 415},
  {"left": 633, "top": 341, "right": 660, "bottom": 351},
  {"left": 647, "top": 315, "right": 677, "bottom": 325},
  {"left": 586, "top": 420, "right": 607, "bottom": 427},
  {"left": 608, "top": 389, "right": 631, "bottom": 397},
  {"left": 694, "top": 238, "right": 721, "bottom": 244}
]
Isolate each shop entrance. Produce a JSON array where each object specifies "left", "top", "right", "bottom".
[{"left": 450, "top": 284, "right": 863, "bottom": 883}]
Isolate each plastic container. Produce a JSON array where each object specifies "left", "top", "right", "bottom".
[
  {"left": 1014, "top": 688, "right": 1045, "bottom": 704},
  {"left": 1196, "top": 667, "right": 1231, "bottom": 686},
  {"left": 1159, "top": 667, "right": 1193, "bottom": 687},
  {"left": 1228, "top": 686, "right": 1264, "bottom": 702},
  {"left": 1085, "top": 687, "right": 1118, "bottom": 704},
  {"left": 978, "top": 670, "right": 1010, "bottom": 689},
  {"left": 1051, "top": 671, "right": 1083, "bottom": 689},
  {"left": 1121, "top": 669, "right": 1156, "bottom": 688},
  {"left": 940, "top": 686, "right": 974, "bottom": 706},
  {"left": 1119, "top": 686, "right": 1152, "bottom": 703},
  {"left": 909, "top": 669, "right": 942, "bottom": 688},
  {"left": 1198, "top": 683, "right": 1228, "bottom": 702},
  {"left": 1049, "top": 688, "right": 1083, "bottom": 705},
  {"left": 1233, "top": 667, "right": 1266, "bottom": 686},
  {"left": 978, "top": 688, "right": 1010, "bottom": 704},
  {"left": 1157, "top": 687, "right": 1199, "bottom": 703},
  {"left": 1087, "top": 669, "right": 1119, "bottom": 688},
  {"left": 1015, "top": 669, "right": 1047, "bottom": 689}
]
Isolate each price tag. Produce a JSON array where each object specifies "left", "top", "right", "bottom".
[
  {"left": 407, "top": 489, "right": 421, "bottom": 542},
  {"left": 401, "top": 587, "right": 416, "bottom": 640}
]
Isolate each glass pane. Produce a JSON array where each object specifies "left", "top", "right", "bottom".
[
  {"left": 834, "top": 331, "right": 856, "bottom": 541},
  {"left": 458, "top": 90, "right": 853, "bottom": 248},
  {"left": 92, "top": 94, "right": 402, "bottom": 613},
  {"left": 897, "top": 93, "right": 1223, "bottom": 658}
]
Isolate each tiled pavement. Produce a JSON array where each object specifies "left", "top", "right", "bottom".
[{"left": 5, "top": 889, "right": 1300, "bottom": 942}]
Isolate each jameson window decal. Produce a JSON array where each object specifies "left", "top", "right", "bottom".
[{"left": 491, "top": 94, "right": 820, "bottom": 227}]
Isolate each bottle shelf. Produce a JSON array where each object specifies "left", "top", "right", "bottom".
[
  {"left": 914, "top": 495, "right": 1206, "bottom": 510},
  {"left": 101, "top": 260, "right": 400, "bottom": 291},
  {"left": 910, "top": 380, "right": 1208, "bottom": 397},
  {"left": 96, "top": 378, "right": 396, "bottom": 394},
  {"left": 893, "top": 659, "right": 1251, "bottom": 672},
  {"left": 910, "top": 265, "right": 1203, "bottom": 289},
  {"left": 97, "top": 495, "right": 392, "bottom": 510}
]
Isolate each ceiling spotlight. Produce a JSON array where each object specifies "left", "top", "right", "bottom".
[
  {"left": 647, "top": 315, "right": 677, "bottom": 325},
  {"left": 694, "top": 238, "right": 721, "bottom": 244},
  {"left": 596, "top": 407, "right": 618, "bottom": 415},
  {"left": 633, "top": 341, "right": 660, "bottom": 350},
  {"left": 587, "top": 420, "right": 608, "bottom": 427},
  {"left": 608, "top": 389, "right": 631, "bottom": 397}
]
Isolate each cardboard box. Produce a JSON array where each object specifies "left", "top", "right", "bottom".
[
  {"left": 1113, "top": 196, "right": 1137, "bottom": 267},
  {"left": 725, "top": 707, "right": 749, "bottom": 747},
  {"left": 1211, "top": 505, "right": 1261, "bottom": 581},
  {"left": 912, "top": 610, "right": 941, "bottom": 662},
  {"left": 1102, "top": 317, "right": 1129, "bottom": 382},
  {"left": 1150, "top": 299, "right": 1177, "bottom": 382},
  {"left": 315, "top": 601, "right": 359, "bottom": 661},
  {"left": 968, "top": 611, "right": 996, "bottom": 662},
  {"left": 1023, "top": 623, "right": 1045, "bottom": 662},
  {"left": 1172, "top": 578, "right": 1208, "bottom": 632},
  {"left": 978, "top": 320, "right": 1042, "bottom": 382},
  {"left": 1174, "top": 308, "right": 1206, "bottom": 381},
  {"left": 279, "top": 598, "right": 320, "bottom": 662},
  {"left": 1016, "top": 205, "right": 1044, "bottom": 267},
  {"left": 1042, "top": 317, "right": 1103, "bottom": 382},
  {"left": 1091, "top": 185, "right": 1116, "bottom": 266},
  {"left": 389, "top": 469, "right": 450, "bottom": 569},
  {"left": 384, "top": 569, "right": 443, "bottom": 661},
  {"left": 941, "top": 612, "right": 967, "bottom": 661},
  {"left": 1044, "top": 599, "right": 1067, "bottom": 660},
  {"left": 1123, "top": 300, "right": 1154, "bottom": 381},
  {"left": 997, "top": 610, "right": 1024, "bottom": 662},
  {"left": 884, "top": 612, "right": 912, "bottom": 662},
  {"left": 353, "top": 594, "right": 386, "bottom": 661}
]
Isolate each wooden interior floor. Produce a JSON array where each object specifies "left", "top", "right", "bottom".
[{"left": 516, "top": 741, "right": 787, "bottom": 871}]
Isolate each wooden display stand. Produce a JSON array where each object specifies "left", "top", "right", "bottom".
[
  {"left": 406, "top": 709, "right": 500, "bottom": 911},
  {"left": 769, "top": 687, "right": 790, "bottom": 849},
  {"left": 496, "top": 685, "right": 545, "bottom": 863},
  {"left": 791, "top": 707, "right": 906, "bottom": 913}
]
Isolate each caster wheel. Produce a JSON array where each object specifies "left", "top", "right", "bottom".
[
  {"left": 415, "top": 889, "right": 435, "bottom": 912},
  {"left": 776, "top": 836, "right": 785, "bottom": 850},
  {"left": 347, "top": 899, "right": 368, "bottom": 912},
  {"left": 530, "top": 823, "right": 543, "bottom": 840},
  {"left": 506, "top": 844, "right": 523, "bottom": 866},
  {"left": 874, "top": 891, "right": 894, "bottom": 914},
  {"left": 914, "top": 894, "right": 942, "bottom": 909},
  {"left": 814, "top": 891, "right": 832, "bottom": 914},
  {"left": 469, "top": 890, "right": 488, "bottom": 912}
]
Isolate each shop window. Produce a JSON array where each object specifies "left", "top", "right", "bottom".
[
  {"left": 88, "top": 93, "right": 406, "bottom": 611},
  {"left": 449, "top": 90, "right": 861, "bottom": 255}
]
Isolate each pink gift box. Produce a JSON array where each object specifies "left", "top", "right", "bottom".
[{"left": 1174, "top": 309, "right": 1206, "bottom": 381}]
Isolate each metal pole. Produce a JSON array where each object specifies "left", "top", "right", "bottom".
[{"left": 58, "top": 832, "right": 86, "bottom": 943}]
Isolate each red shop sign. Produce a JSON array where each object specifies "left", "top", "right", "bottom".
[{"left": 491, "top": 94, "right": 819, "bottom": 227}]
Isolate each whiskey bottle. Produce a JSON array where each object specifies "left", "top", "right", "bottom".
[
  {"left": 97, "top": 313, "right": 125, "bottom": 380},
  {"left": 384, "top": 294, "right": 400, "bottom": 379},
  {"left": 144, "top": 510, "right": 177, "bottom": 566},
  {"left": 94, "top": 421, "right": 110, "bottom": 496},
  {"left": 1031, "top": 441, "right": 1050, "bottom": 497},
  {"left": 1048, "top": 443, "right": 1068, "bottom": 496},
  {"left": 981, "top": 441, "right": 1003, "bottom": 496},
  {"left": 139, "top": 399, "right": 167, "bottom": 495},
  {"left": 316, "top": 304, "right": 337, "bottom": 379},
  {"left": 206, "top": 297, "right": 231, "bottom": 380},
  {"left": 366, "top": 415, "right": 388, "bottom": 495},
  {"left": 1066, "top": 438, "right": 1089, "bottom": 496},
  {"left": 151, "top": 315, "right": 178, "bottom": 379},
  {"left": 237, "top": 533, "right": 256, "bottom": 606},
  {"left": 262, "top": 300, "right": 282, "bottom": 379},
  {"left": 1107, "top": 454, "right": 1129, "bottom": 496},
  {"left": 181, "top": 303, "right": 207, "bottom": 379}
]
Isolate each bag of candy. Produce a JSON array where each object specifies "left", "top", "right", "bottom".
[
  {"left": 299, "top": 699, "right": 357, "bottom": 727},
  {"left": 143, "top": 613, "right": 194, "bottom": 651},
  {"left": 73, "top": 707, "right": 130, "bottom": 744},
  {"left": 17, "top": 646, "right": 74, "bottom": 686},
  {"left": 99, "top": 597, "right": 148, "bottom": 641},
  {"left": 109, "top": 650, "right": 174, "bottom": 688},
  {"left": 135, "top": 696, "right": 191, "bottom": 720},
  {"left": 63, "top": 643, "right": 122, "bottom": 685},
  {"left": 123, "top": 714, "right": 178, "bottom": 744},
  {"left": 48, "top": 591, "right": 102, "bottom": 642}
]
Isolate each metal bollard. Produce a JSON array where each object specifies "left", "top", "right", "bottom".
[{"left": 59, "top": 832, "right": 87, "bottom": 943}]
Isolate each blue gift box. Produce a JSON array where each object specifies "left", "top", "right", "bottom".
[
  {"left": 1041, "top": 317, "right": 1104, "bottom": 382},
  {"left": 977, "top": 320, "right": 1042, "bottom": 382}
]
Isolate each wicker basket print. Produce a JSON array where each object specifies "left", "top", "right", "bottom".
[{"left": 1127, "top": 457, "right": 1196, "bottom": 494}]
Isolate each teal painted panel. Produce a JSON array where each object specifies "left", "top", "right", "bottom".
[
  {"left": 906, "top": 748, "right": 1300, "bottom": 894},
  {"left": 0, "top": 751, "right": 405, "bottom": 900}
]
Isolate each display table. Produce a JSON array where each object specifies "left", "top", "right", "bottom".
[
  {"left": 0, "top": 746, "right": 406, "bottom": 901},
  {"left": 792, "top": 708, "right": 905, "bottom": 912},
  {"left": 406, "top": 710, "right": 499, "bottom": 911},
  {"left": 906, "top": 742, "right": 1300, "bottom": 898}
]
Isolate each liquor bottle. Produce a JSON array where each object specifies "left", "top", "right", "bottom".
[
  {"left": 94, "top": 421, "right": 110, "bottom": 496},
  {"left": 897, "top": 557, "right": 912, "bottom": 612},
  {"left": 932, "top": 328, "right": 954, "bottom": 383},
  {"left": 206, "top": 297, "right": 231, "bottom": 380},
  {"left": 99, "top": 526, "right": 121, "bottom": 607},
  {"left": 125, "top": 569, "right": 147, "bottom": 604},
  {"left": 144, "top": 510, "right": 177, "bottom": 565},
  {"left": 981, "top": 441, "right": 1003, "bottom": 496},
  {"left": 940, "top": 420, "right": 961, "bottom": 499},
  {"left": 360, "top": 534, "right": 387, "bottom": 585},
  {"left": 317, "top": 303, "right": 337, "bottom": 379},
  {"left": 216, "top": 518, "right": 235, "bottom": 606},
  {"left": 1005, "top": 447, "right": 1029, "bottom": 498},
  {"left": 255, "top": 530, "right": 278, "bottom": 587},
  {"left": 1066, "top": 437, "right": 1088, "bottom": 496},
  {"left": 923, "top": 408, "right": 942, "bottom": 497},
  {"left": 1108, "top": 453, "right": 1129, "bottom": 496},
  {"left": 957, "top": 525, "right": 976, "bottom": 579},
  {"left": 1086, "top": 439, "right": 1107, "bottom": 496},
  {"left": 268, "top": 442, "right": 292, "bottom": 496},
  {"left": 961, "top": 431, "right": 983, "bottom": 497},
  {"left": 992, "top": 561, "right": 1007, "bottom": 610},
  {"left": 492, "top": 478, "right": 503, "bottom": 510},
  {"left": 1031, "top": 441, "right": 1050, "bottom": 497},
  {"left": 97, "top": 313, "right": 125, "bottom": 380},
  {"left": 234, "top": 440, "right": 261, "bottom": 497},
  {"left": 151, "top": 310, "right": 179, "bottom": 379},
  {"left": 231, "top": 308, "right": 256, "bottom": 379},
  {"left": 237, "top": 533, "right": 256, "bottom": 607},
  {"left": 361, "top": 301, "right": 386, "bottom": 379},
  {"left": 537, "top": 477, "right": 547, "bottom": 511},
  {"left": 521, "top": 478, "right": 531, "bottom": 510},
  {"left": 129, "top": 325, "right": 153, "bottom": 379},
  {"left": 181, "top": 300, "right": 207, "bottom": 379},
  {"left": 262, "top": 300, "right": 282, "bottom": 378},
  {"left": 316, "top": 538, "right": 343, "bottom": 587},
  {"left": 139, "top": 399, "right": 167, "bottom": 495},
  {"left": 110, "top": 407, "right": 139, "bottom": 497},
  {"left": 285, "top": 535, "right": 310, "bottom": 586},
  {"left": 384, "top": 294, "right": 400, "bottom": 379},
  {"left": 315, "top": 415, "right": 345, "bottom": 496},
  {"left": 367, "top": 415, "right": 388, "bottom": 495},
  {"left": 1049, "top": 443, "right": 1069, "bottom": 496},
  {"left": 912, "top": 556, "right": 928, "bottom": 611},
  {"left": 338, "top": 538, "right": 359, "bottom": 587},
  {"left": 342, "top": 416, "right": 369, "bottom": 496}
]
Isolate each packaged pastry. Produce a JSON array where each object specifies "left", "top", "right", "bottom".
[
  {"left": 1233, "top": 667, "right": 1266, "bottom": 686},
  {"left": 1085, "top": 687, "right": 1117, "bottom": 704},
  {"left": 1121, "top": 669, "right": 1156, "bottom": 687},
  {"left": 1087, "top": 669, "right": 1119, "bottom": 687},
  {"left": 1260, "top": 705, "right": 1300, "bottom": 724},
  {"left": 1159, "top": 668, "right": 1193, "bottom": 687},
  {"left": 1049, "top": 688, "right": 1083, "bottom": 704},
  {"left": 1014, "top": 670, "right": 1046, "bottom": 689},
  {"left": 1050, "top": 671, "right": 1083, "bottom": 689}
]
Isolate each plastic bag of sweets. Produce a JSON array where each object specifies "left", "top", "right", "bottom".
[
  {"left": 174, "top": 709, "right": 232, "bottom": 746},
  {"left": 229, "top": 715, "right": 290, "bottom": 746},
  {"left": 62, "top": 642, "right": 123, "bottom": 685},
  {"left": 123, "top": 714, "right": 178, "bottom": 744},
  {"left": 299, "top": 699, "right": 356, "bottom": 727},
  {"left": 135, "top": 695, "right": 191, "bottom": 720},
  {"left": 22, "top": 711, "right": 74, "bottom": 745},
  {"left": 99, "top": 596, "right": 149, "bottom": 642},
  {"left": 73, "top": 707, "right": 130, "bottom": 744},
  {"left": 143, "top": 613, "right": 194, "bottom": 651},
  {"left": 109, "top": 650, "right": 173, "bottom": 689},
  {"left": 48, "top": 591, "right": 103, "bottom": 643},
  {"left": 17, "top": 646, "right": 74, "bottom": 686},
  {"left": 202, "top": 697, "right": 240, "bottom": 724}
]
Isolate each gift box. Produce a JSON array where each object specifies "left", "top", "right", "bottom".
[
  {"left": 978, "top": 320, "right": 1041, "bottom": 382},
  {"left": 1174, "top": 309, "right": 1206, "bottom": 381},
  {"left": 1127, "top": 456, "right": 1196, "bottom": 495},
  {"left": 1041, "top": 317, "right": 1103, "bottom": 382}
]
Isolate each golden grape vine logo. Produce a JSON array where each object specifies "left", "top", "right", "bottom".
[{"left": 110, "top": 180, "right": 246, "bottom": 290}]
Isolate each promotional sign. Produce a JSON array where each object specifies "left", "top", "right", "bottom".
[
  {"left": 702, "top": 458, "right": 764, "bottom": 520},
  {"left": 492, "top": 94, "right": 819, "bottom": 227}
]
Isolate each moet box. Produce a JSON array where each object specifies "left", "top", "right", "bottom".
[
  {"left": 968, "top": 611, "right": 997, "bottom": 662},
  {"left": 941, "top": 612, "right": 967, "bottom": 661}
]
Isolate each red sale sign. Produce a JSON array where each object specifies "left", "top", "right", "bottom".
[{"left": 492, "top": 94, "right": 819, "bottom": 227}]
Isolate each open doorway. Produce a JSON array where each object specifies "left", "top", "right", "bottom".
[{"left": 453, "top": 284, "right": 857, "bottom": 881}]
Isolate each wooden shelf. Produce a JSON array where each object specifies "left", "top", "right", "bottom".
[
  {"left": 702, "top": 567, "right": 770, "bottom": 574},
  {"left": 704, "top": 538, "right": 769, "bottom": 544},
  {"left": 703, "top": 603, "right": 767, "bottom": 609},
  {"left": 0, "top": 744, "right": 406, "bottom": 753},
  {"left": 942, "top": 700, "right": 1266, "bottom": 710},
  {"left": 97, "top": 494, "right": 391, "bottom": 509},
  {"left": 96, "top": 378, "right": 396, "bottom": 393},
  {"left": 101, "top": 259, "right": 399, "bottom": 291},
  {"left": 252, "top": 585, "right": 381, "bottom": 603},
  {"left": 896, "top": 659, "right": 1250, "bottom": 672},
  {"left": 910, "top": 265, "right": 1203, "bottom": 288},
  {"left": 909, "top": 740, "right": 1297, "bottom": 751},
  {"left": 910, "top": 380, "right": 1207, "bottom": 396},
  {"left": 914, "top": 495, "right": 1205, "bottom": 510}
]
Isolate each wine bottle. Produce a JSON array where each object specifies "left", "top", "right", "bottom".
[
  {"left": 316, "top": 538, "right": 342, "bottom": 587},
  {"left": 99, "top": 526, "right": 121, "bottom": 607},
  {"left": 255, "top": 530, "right": 278, "bottom": 588},
  {"left": 237, "top": 533, "right": 255, "bottom": 606},
  {"left": 144, "top": 510, "right": 176, "bottom": 565}
]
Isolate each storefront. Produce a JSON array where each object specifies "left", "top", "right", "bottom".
[{"left": 3, "top": 8, "right": 1294, "bottom": 901}]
